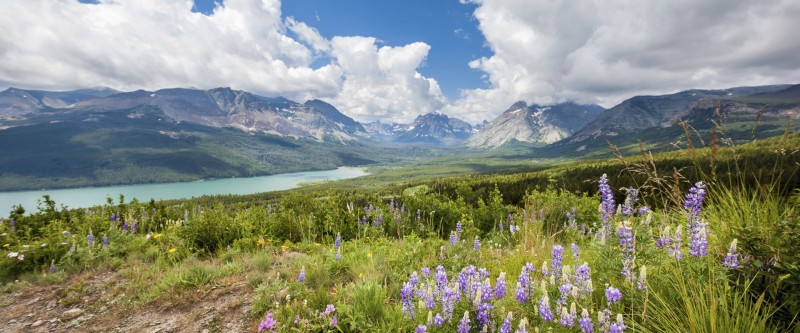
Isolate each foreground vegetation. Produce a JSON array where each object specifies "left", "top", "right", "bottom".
[{"left": 1, "top": 133, "right": 798, "bottom": 332}]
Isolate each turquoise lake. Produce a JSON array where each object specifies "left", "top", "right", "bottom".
[{"left": 0, "top": 167, "right": 367, "bottom": 215}]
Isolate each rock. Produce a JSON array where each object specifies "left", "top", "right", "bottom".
[
  {"left": 25, "top": 297, "right": 41, "bottom": 306},
  {"left": 60, "top": 308, "right": 84, "bottom": 321},
  {"left": 46, "top": 300, "right": 57, "bottom": 310},
  {"left": 31, "top": 320, "right": 44, "bottom": 327}
]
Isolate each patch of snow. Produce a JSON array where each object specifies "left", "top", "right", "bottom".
[{"left": 150, "top": 93, "right": 155, "bottom": 97}]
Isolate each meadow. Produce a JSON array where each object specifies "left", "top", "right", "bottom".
[{"left": 0, "top": 132, "right": 798, "bottom": 332}]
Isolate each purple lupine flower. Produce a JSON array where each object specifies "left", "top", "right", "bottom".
[
  {"left": 331, "top": 315, "right": 337, "bottom": 327},
  {"left": 102, "top": 235, "right": 109, "bottom": 249},
  {"left": 476, "top": 302, "right": 494, "bottom": 329},
  {"left": 605, "top": 286, "right": 622, "bottom": 305},
  {"left": 373, "top": 215, "right": 382, "bottom": 227},
  {"left": 110, "top": 213, "right": 116, "bottom": 222},
  {"left": 574, "top": 263, "right": 593, "bottom": 298},
  {"left": 621, "top": 187, "right": 639, "bottom": 216},
  {"left": 495, "top": 272, "right": 507, "bottom": 298},
  {"left": 401, "top": 282, "right": 415, "bottom": 318},
  {"left": 417, "top": 209, "right": 421, "bottom": 221},
  {"left": 450, "top": 232, "right": 458, "bottom": 246},
  {"left": 416, "top": 324, "right": 427, "bottom": 333},
  {"left": 457, "top": 311, "right": 471, "bottom": 333},
  {"left": 616, "top": 221, "right": 634, "bottom": 255},
  {"left": 599, "top": 174, "right": 615, "bottom": 223},
  {"left": 390, "top": 199, "right": 395, "bottom": 211},
  {"left": 655, "top": 226, "right": 672, "bottom": 248},
  {"left": 421, "top": 267, "right": 431, "bottom": 278},
  {"left": 335, "top": 248, "right": 341, "bottom": 261},
  {"left": 579, "top": 308, "right": 594, "bottom": 333},
  {"left": 516, "top": 265, "right": 532, "bottom": 303},
  {"left": 552, "top": 244, "right": 564, "bottom": 281},
  {"left": 433, "top": 313, "right": 444, "bottom": 327},
  {"left": 335, "top": 233, "right": 342, "bottom": 250},
  {"left": 442, "top": 287, "right": 459, "bottom": 320},
  {"left": 474, "top": 236, "right": 481, "bottom": 251},
  {"left": 689, "top": 224, "right": 709, "bottom": 257},
  {"left": 360, "top": 216, "right": 367, "bottom": 225},
  {"left": 132, "top": 221, "right": 138, "bottom": 233},
  {"left": 422, "top": 286, "right": 436, "bottom": 309},
  {"left": 638, "top": 206, "right": 651, "bottom": 215},
  {"left": 571, "top": 243, "right": 580, "bottom": 260},
  {"left": 723, "top": 239, "right": 740, "bottom": 269},
  {"left": 598, "top": 309, "right": 613, "bottom": 333},
  {"left": 322, "top": 304, "right": 336, "bottom": 316},
  {"left": 456, "top": 221, "right": 463, "bottom": 233},
  {"left": 298, "top": 267, "right": 306, "bottom": 283},
  {"left": 257, "top": 312, "right": 277, "bottom": 332},
  {"left": 557, "top": 277, "right": 574, "bottom": 306},
  {"left": 559, "top": 303, "right": 577, "bottom": 327},
  {"left": 49, "top": 260, "right": 56, "bottom": 274},
  {"left": 515, "top": 318, "right": 529, "bottom": 333},
  {"left": 87, "top": 230, "right": 95, "bottom": 247},
  {"left": 439, "top": 245, "right": 446, "bottom": 260},
  {"left": 409, "top": 272, "right": 420, "bottom": 287},
  {"left": 481, "top": 278, "right": 494, "bottom": 303},
  {"left": 122, "top": 221, "right": 129, "bottom": 232},
  {"left": 500, "top": 312, "right": 513, "bottom": 333},
  {"left": 609, "top": 314, "right": 626, "bottom": 333},
  {"left": 683, "top": 182, "right": 707, "bottom": 219},
  {"left": 434, "top": 266, "right": 447, "bottom": 290},
  {"left": 539, "top": 295, "right": 555, "bottom": 321},
  {"left": 566, "top": 209, "right": 577, "bottom": 228}
]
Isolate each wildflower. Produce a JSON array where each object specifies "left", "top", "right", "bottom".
[
  {"left": 40, "top": 243, "right": 47, "bottom": 248},
  {"left": 421, "top": 267, "right": 431, "bottom": 278},
  {"left": 102, "top": 235, "right": 109, "bottom": 249},
  {"left": 579, "top": 308, "right": 594, "bottom": 333},
  {"left": 516, "top": 268, "right": 531, "bottom": 303},
  {"left": 558, "top": 277, "right": 574, "bottom": 306},
  {"left": 146, "top": 233, "right": 151, "bottom": 240},
  {"left": 298, "top": 267, "right": 306, "bottom": 283},
  {"left": 2, "top": 243, "right": 8, "bottom": 248},
  {"left": 516, "top": 318, "right": 529, "bottom": 333},
  {"left": 132, "top": 221, "right": 138, "bottom": 233},
  {"left": 440, "top": 245, "right": 446, "bottom": 259},
  {"left": 456, "top": 221, "right": 463, "bottom": 233},
  {"left": 683, "top": 182, "right": 707, "bottom": 218},
  {"left": 168, "top": 248, "right": 177, "bottom": 253},
  {"left": 655, "top": 226, "right": 671, "bottom": 248},
  {"left": 49, "top": 260, "right": 56, "bottom": 274},
  {"left": 637, "top": 266, "right": 648, "bottom": 291},
  {"left": 17, "top": 254, "right": 24, "bottom": 261},
  {"left": 416, "top": 324, "right": 427, "bottom": 333},
  {"left": 335, "top": 233, "right": 342, "bottom": 250},
  {"left": 495, "top": 272, "right": 507, "bottom": 298},
  {"left": 401, "top": 282, "right": 415, "bottom": 318},
  {"left": 551, "top": 244, "right": 564, "bottom": 281},
  {"left": 7, "top": 252, "right": 18, "bottom": 258},
  {"left": 373, "top": 216, "right": 382, "bottom": 227},
  {"left": 87, "top": 230, "right": 95, "bottom": 247},
  {"left": 476, "top": 302, "right": 494, "bottom": 329},
  {"left": 599, "top": 174, "right": 615, "bottom": 224},
  {"left": 122, "top": 222, "right": 129, "bottom": 232},
  {"left": 450, "top": 232, "right": 458, "bottom": 246},
  {"left": 605, "top": 286, "right": 622, "bottom": 305},
  {"left": 689, "top": 225, "right": 709, "bottom": 257},
  {"left": 609, "top": 314, "right": 626, "bottom": 333},
  {"left": 433, "top": 313, "right": 444, "bottom": 327},
  {"left": 616, "top": 221, "right": 634, "bottom": 254},
  {"left": 571, "top": 243, "right": 580, "bottom": 260},
  {"left": 598, "top": 309, "right": 612, "bottom": 333},
  {"left": 500, "top": 312, "right": 513, "bottom": 333},
  {"left": 723, "top": 239, "right": 740, "bottom": 269},
  {"left": 153, "top": 233, "right": 162, "bottom": 239},
  {"left": 331, "top": 315, "right": 337, "bottom": 327},
  {"left": 321, "top": 304, "right": 336, "bottom": 316},
  {"left": 457, "top": 311, "right": 471, "bottom": 333},
  {"left": 669, "top": 226, "right": 684, "bottom": 260},
  {"left": 559, "top": 303, "right": 577, "bottom": 327},
  {"left": 539, "top": 294, "right": 554, "bottom": 321},
  {"left": 474, "top": 236, "right": 481, "bottom": 251},
  {"left": 574, "top": 263, "right": 593, "bottom": 298},
  {"left": 258, "top": 312, "right": 277, "bottom": 332},
  {"left": 621, "top": 187, "right": 639, "bottom": 216},
  {"left": 566, "top": 208, "right": 577, "bottom": 228},
  {"left": 638, "top": 206, "right": 651, "bottom": 215}
]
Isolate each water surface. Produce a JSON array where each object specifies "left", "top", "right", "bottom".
[{"left": 0, "top": 167, "right": 367, "bottom": 215}]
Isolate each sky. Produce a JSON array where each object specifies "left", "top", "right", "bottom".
[{"left": 1, "top": 0, "right": 798, "bottom": 124}]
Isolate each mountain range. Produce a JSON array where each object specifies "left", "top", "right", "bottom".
[{"left": 1, "top": 83, "right": 798, "bottom": 190}]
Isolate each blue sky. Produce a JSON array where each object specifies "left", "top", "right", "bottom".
[{"left": 2, "top": 0, "right": 798, "bottom": 123}]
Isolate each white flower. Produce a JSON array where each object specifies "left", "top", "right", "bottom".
[
  {"left": 7, "top": 252, "right": 18, "bottom": 258},
  {"left": 18, "top": 255, "right": 24, "bottom": 261},
  {"left": 21, "top": 244, "right": 30, "bottom": 248},
  {"left": 146, "top": 234, "right": 151, "bottom": 240},
  {"left": 40, "top": 243, "right": 47, "bottom": 248}
]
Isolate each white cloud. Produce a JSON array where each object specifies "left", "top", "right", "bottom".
[
  {"left": 329, "top": 36, "right": 446, "bottom": 123},
  {"left": 445, "top": 0, "right": 800, "bottom": 123},
  {"left": 286, "top": 17, "right": 330, "bottom": 54}
]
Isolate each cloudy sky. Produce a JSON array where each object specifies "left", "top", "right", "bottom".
[{"left": 1, "top": 0, "right": 798, "bottom": 123}]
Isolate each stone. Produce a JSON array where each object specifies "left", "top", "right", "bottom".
[
  {"left": 31, "top": 320, "right": 45, "bottom": 327},
  {"left": 60, "top": 308, "right": 84, "bottom": 321}
]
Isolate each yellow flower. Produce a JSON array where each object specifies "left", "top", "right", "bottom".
[
  {"left": 314, "top": 243, "right": 321, "bottom": 247},
  {"left": 359, "top": 272, "right": 364, "bottom": 279},
  {"left": 2, "top": 244, "right": 9, "bottom": 248},
  {"left": 281, "top": 245, "right": 288, "bottom": 251},
  {"left": 367, "top": 252, "right": 373, "bottom": 258},
  {"left": 168, "top": 248, "right": 177, "bottom": 253},
  {"left": 153, "top": 233, "right": 163, "bottom": 239},
  {"left": 257, "top": 236, "right": 266, "bottom": 246}
]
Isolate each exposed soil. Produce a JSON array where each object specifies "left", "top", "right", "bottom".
[{"left": 0, "top": 270, "right": 257, "bottom": 333}]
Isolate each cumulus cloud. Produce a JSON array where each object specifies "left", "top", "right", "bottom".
[
  {"left": 329, "top": 37, "right": 446, "bottom": 123},
  {"left": 0, "top": 0, "right": 445, "bottom": 122},
  {"left": 445, "top": 0, "right": 800, "bottom": 123}
]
